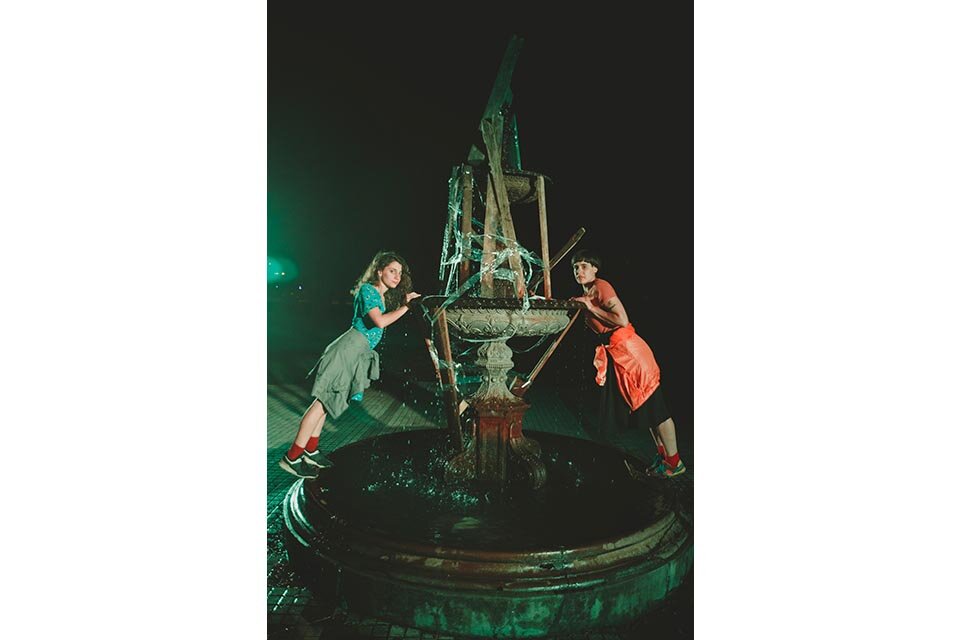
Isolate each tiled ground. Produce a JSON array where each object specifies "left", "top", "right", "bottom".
[{"left": 267, "top": 350, "right": 693, "bottom": 639}]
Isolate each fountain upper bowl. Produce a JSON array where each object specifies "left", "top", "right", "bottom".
[{"left": 420, "top": 296, "right": 581, "bottom": 338}]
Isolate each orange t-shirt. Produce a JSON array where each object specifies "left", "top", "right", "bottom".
[
  {"left": 582, "top": 278, "right": 661, "bottom": 409},
  {"left": 582, "top": 278, "right": 619, "bottom": 335}
]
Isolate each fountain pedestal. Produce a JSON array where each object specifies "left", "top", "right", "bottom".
[
  {"left": 447, "top": 394, "right": 546, "bottom": 489},
  {"left": 433, "top": 299, "right": 576, "bottom": 490}
]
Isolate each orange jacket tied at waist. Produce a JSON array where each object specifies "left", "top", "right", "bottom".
[{"left": 592, "top": 323, "right": 660, "bottom": 411}]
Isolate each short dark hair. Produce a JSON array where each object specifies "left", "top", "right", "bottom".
[{"left": 570, "top": 249, "right": 601, "bottom": 270}]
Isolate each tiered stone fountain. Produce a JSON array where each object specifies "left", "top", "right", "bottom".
[{"left": 282, "top": 35, "right": 691, "bottom": 638}]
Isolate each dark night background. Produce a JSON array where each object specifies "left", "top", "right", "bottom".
[{"left": 268, "top": 9, "right": 693, "bottom": 442}]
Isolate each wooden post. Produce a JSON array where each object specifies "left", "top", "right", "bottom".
[
  {"left": 529, "top": 227, "right": 586, "bottom": 295},
  {"left": 536, "top": 174, "right": 551, "bottom": 299},
  {"left": 480, "top": 116, "right": 526, "bottom": 298},
  {"left": 480, "top": 178, "right": 500, "bottom": 297},
  {"left": 435, "top": 309, "right": 464, "bottom": 451},
  {"left": 459, "top": 166, "right": 474, "bottom": 288},
  {"left": 510, "top": 309, "right": 581, "bottom": 397}
]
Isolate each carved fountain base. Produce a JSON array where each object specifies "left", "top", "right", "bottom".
[{"left": 445, "top": 395, "right": 547, "bottom": 490}]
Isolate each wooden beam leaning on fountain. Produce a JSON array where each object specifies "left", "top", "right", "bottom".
[
  {"left": 434, "top": 309, "right": 466, "bottom": 451},
  {"left": 507, "top": 227, "right": 587, "bottom": 397},
  {"left": 478, "top": 157, "right": 526, "bottom": 298},
  {"left": 508, "top": 308, "right": 580, "bottom": 398},
  {"left": 416, "top": 305, "right": 470, "bottom": 450},
  {"left": 528, "top": 227, "right": 586, "bottom": 298},
  {"left": 478, "top": 34, "right": 526, "bottom": 299}
]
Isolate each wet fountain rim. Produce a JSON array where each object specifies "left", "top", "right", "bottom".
[
  {"left": 286, "top": 501, "right": 688, "bottom": 591},
  {"left": 292, "top": 485, "right": 682, "bottom": 566},
  {"left": 282, "top": 432, "right": 693, "bottom": 637},
  {"left": 290, "top": 430, "right": 687, "bottom": 562}
]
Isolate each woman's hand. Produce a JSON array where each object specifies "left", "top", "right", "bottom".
[
  {"left": 571, "top": 295, "right": 595, "bottom": 312},
  {"left": 405, "top": 291, "right": 422, "bottom": 304}
]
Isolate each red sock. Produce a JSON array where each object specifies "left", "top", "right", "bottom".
[
  {"left": 656, "top": 444, "right": 666, "bottom": 458},
  {"left": 665, "top": 452, "right": 680, "bottom": 468},
  {"left": 286, "top": 444, "right": 305, "bottom": 461},
  {"left": 305, "top": 436, "right": 319, "bottom": 453}
]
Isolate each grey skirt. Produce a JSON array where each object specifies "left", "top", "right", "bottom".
[{"left": 309, "top": 327, "right": 380, "bottom": 419}]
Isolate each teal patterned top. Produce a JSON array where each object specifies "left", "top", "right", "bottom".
[{"left": 351, "top": 283, "right": 386, "bottom": 350}]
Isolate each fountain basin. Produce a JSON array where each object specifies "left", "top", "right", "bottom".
[
  {"left": 283, "top": 430, "right": 692, "bottom": 638},
  {"left": 428, "top": 297, "right": 579, "bottom": 339}
]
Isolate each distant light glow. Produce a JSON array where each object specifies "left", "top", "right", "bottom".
[{"left": 267, "top": 255, "right": 299, "bottom": 283}]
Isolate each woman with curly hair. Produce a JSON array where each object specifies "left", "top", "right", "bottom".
[{"left": 279, "top": 250, "right": 421, "bottom": 479}]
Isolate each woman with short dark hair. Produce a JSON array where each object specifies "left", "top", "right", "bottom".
[{"left": 571, "top": 249, "right": 686, "bottom": 478}]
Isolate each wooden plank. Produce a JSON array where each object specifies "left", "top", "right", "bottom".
[
  {"left": 529, "top": 227, "right": 586, "bottom": 294},
  {"left": 480, "top": 178, "right": 500, "bottom": 296},
  {"left": 511, "top": 309, "right": 581, "bottom": 397},
  {"left": 481, "top": 35, "right": 524, "bottom": 123},
  {"left": 481, "top": 116, "right": 526, "bottom": 298},
  {"left": 459, "top": 166, "right": 474, "bottom": 288},
  {"left": 435, "top": 309, "right": 464, "bottom": 451},
  {"left": 424, "top": 337, "right": 443, "bottom": 385},
  {"left": 536, "top": 174, "right": 551, "bottom": 299}
]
